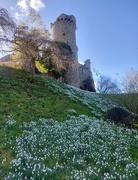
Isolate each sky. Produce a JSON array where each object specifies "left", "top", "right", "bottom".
[{"left": 0, "top": 0, "right": 138, "bottom": 80}]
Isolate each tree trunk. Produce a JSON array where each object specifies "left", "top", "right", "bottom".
[{"left": 30, "top": 60, "right": 35, "bottom": 83}]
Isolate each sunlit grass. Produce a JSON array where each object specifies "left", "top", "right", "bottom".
[{"left": 0, "top": 65, "right": 138, "bottom": 179}]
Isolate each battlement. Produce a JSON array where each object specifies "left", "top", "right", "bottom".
[
  {"left": 56, "top": 13, "right": 76, "bottom": 24},
  {"left": 51, "top": 18, "right": 76, "bottom": 29},
  {"left": 51, "top": 14, "right": 76, "bottom": 32}
]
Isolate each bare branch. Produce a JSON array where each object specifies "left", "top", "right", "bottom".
[
  {"left": 0, "top": 8, "right": 15, "bottom": 33},
  {"left": 97, "top": 75, "right": 121, "bottom": 94}
]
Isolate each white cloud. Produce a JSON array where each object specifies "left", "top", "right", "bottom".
[
  {"left": 17, "top": 0, "right": 45, "bottom": 13},
  {"left": 15, "top": 12, "right": 24, "bottom": 20},
  {"left": 30, "top": 0, "right": 45, "bottom": 11},
  {"left": 17, "top": 0, "right": 29, "bottom": 12}
]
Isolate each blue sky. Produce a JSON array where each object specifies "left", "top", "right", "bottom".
[{"left": 0, "top": 0, "right": 138, "bottom": 80}]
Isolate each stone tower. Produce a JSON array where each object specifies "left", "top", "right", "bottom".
[
  {"left": 51, "top": 13, "right": 78, "bottom": 61},
  {"left": 50, "top": 14, "right": 96, "bottom": 92}
]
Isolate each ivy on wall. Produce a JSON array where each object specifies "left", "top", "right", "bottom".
[{"left": 54, "top": 41, "right": 73, "bottom": 54}]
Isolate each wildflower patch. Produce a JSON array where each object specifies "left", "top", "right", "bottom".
[{"left": 5, "top": 115, "right": 138, "bottom": 180}]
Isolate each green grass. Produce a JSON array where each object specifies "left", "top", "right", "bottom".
[
  {"left": 0, "top": 65, "right": 138, "bottom": 180},
  {"left": 0, "top": 65, "right": 93, "bottom": 179},
  {"left": 0, "top": 66, "right": 93, "bottom": 122}
]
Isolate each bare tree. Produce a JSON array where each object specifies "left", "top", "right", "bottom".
[
  {"left": 0, "top": 8, "right": 15, "bottom": 32},
  {"left": 0, "top": 8, "right": 16, "bottom": 55},
  {"left": 12, "top": 26, "right": 50, "bottom": 82},
  {"left": 0, "top": 8, "right": 16, "bottom": 53},
  {"left": 122, "top": 69, "right": 138, "bottom": 93},
  {"left": 11, "top": 9, "right": 72, "bottom": 83},
  {"left": 97, "top": 75, "right": 121, "bottom": 94}
]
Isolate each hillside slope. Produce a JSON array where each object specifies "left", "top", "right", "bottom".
[{"left": 0, "top": 65, "right": 138, "bottom": 180}]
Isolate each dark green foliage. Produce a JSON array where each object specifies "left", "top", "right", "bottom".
[
  {"left": 39, "top": 46, "right": 67, "bottom": 79},
  {"left": 105, "top": 107, "right": 138, "bottom": 127},
  {"left": 54, "top": 41, "right": 72, "bottom": 54},
  {"left": 39, "top": 47, "right": 52, "bottom": 69},
  {"left": 38, "top": 41, "right": 72, "bottom": 80}
]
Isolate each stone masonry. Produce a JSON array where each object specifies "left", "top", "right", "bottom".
[
  {"left": 51, "top": 14, "right": 78, "bottom": 61},
  {"left": 51, "top": 14, "right": 96, "bottom": 92}
]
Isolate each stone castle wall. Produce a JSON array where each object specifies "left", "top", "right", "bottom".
[
  {"left": 51, "top": 14, "right": 95, "bottom": 92},
  {"left": 79, "top": 60, "right": 95, "bottom": 92}
]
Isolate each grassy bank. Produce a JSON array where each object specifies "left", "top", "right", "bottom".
[{"left": 0, "top": 65, "right": 138, "bottom": 179}]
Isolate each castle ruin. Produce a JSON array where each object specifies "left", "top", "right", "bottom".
[
  {"left": 0, "top": 13, "right": 96, "bottom": 92},
  {"left": 51, "top": 14, "right": 96, "bottom": 92}
]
